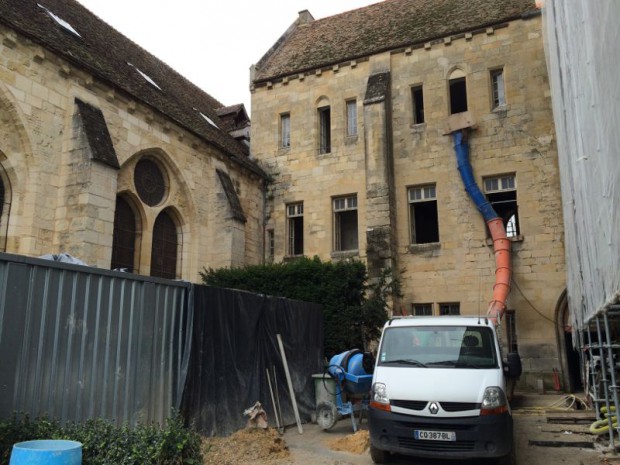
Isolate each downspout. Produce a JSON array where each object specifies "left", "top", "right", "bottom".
[{"left": 453, "top": 130, "right": 511, "bottom": 325}]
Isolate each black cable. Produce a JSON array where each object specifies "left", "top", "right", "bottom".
[{"left": 511, "top": 276, "right": 556, "bottom": 324}]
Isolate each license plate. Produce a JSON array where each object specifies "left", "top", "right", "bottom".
[{"left": 414, "top": 430, "right": 456, "bottom": 441}]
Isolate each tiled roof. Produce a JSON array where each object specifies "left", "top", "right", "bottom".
[
  {"left": 253, "top": 0, "right": 537, "bottom": 83},
  {"left": 0, "top": 0, "right": 265, "bottom": 178}
]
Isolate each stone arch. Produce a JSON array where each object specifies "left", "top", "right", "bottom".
[
  {"left": 554, "top": 289, "right": 581, "bottom": 392},
  {"left": 111, "top": 193, "right": 144, "bottom": 273},
  {"left": 446, "top": 66, "right": 469, "bottom": 114},
  {"left": 0, "top": 81, "right": 37, "bottom": 253},
  {"left": 150, "top": 206, "right": 183, "bottom": 279}
]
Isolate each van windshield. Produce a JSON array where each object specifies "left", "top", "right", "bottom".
[{"left": 378, "top": 326, "right": 498, "bottom": 369}]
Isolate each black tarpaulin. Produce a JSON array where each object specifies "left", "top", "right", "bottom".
[{"left": 181, "top": 285, "right": 323, "bottom": 436}]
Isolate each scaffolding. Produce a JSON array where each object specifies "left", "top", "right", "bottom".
[{"left": 583, "top": 307, "right": 620, "bottom": 448}]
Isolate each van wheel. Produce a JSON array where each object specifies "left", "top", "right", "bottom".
[{"left": 369, "top": 444, "right": 390, "bottom": 463}]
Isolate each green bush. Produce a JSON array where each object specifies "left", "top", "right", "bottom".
[
  {"left": 200, "top": 256, "right": 399, "bottom": 356},
  {"left": 0, "top": 413, "right": 202, "bottom": 465}
]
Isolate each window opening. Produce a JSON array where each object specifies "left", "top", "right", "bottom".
[
  {"left": 280, "top": 113, "right": 290, "bottom": 148},
  {"left": 151, "top": 210, "right": 178, "bottom": 279},
  {"left": 505, "top": 310, "right": 518, "bottom": 353},
  {"left": 439, "top": 303, "right": 460, "bottom": 316},
  {"left": 318, "top": 106, "right": 331, "bottom": 154},
  {"left": 287, "top": 203, "right": 303, "bottom": 256},
  {"left": 484, "top": 175, "right": 519, "bottom": 237},
  {"left": 267, "top": 229, "right": 275, "bottom": 261},
  {"left": 491, "top": 69, "right": 506, "bottom": 108},
  {"left": 408, "top": 184, "right": 439, "bottom": 244},
  {"left": 411, "top": 85, "right": 425, "bottom": 124},
  {"left": 412, "top": 303, "right": 433, "bottom": 316},
  {"left": 346, "top": 100, "right": 357, "bottom": 136},
  {"left": 333, "top": 195, "right": 358, "bottom": 251},
  {"left": 449, "top": 77, "right": 468, "bottom": 114},
  {"left": 111, "top": 196, "right": 137, "bottom": 272}
]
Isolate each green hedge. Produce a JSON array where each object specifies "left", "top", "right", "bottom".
[
  {"left": 0, "top": 413, "right": 202, "bottom": 465},
  {"left": 200, "top": 257, "right": 397, "bottom": 357}
]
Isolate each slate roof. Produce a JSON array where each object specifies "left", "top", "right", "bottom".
[
  {"left": 253, "top": 0, "right": 538, "bottom": 83},
  {"left": 0, "top": 0, "right": 265, "bottom": 178}
]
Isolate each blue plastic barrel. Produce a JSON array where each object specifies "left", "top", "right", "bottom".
[{"left": 9, "top": 440, "right": 82, "bottom": 465}]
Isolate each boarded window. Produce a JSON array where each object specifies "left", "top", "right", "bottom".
[
  {"left": 346, "top": 100, "right": 357, "bottom": 136},
  {"left": 151, "top": 211, "right": 178, "bottom": 279},
  {"left": 111, "top": 196, "right": 136, "bottom": 272}
]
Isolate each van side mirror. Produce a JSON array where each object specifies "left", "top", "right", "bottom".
[{"left": 505, "top": 352, "right": 522, "bottom": 379}]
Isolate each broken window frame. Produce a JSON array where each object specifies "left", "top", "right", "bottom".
[
  {"left": 490, "top": 68, "right": 506, "bottom": 109},
  {"left": 333, "top": 195, "right": 358, "bottom": 252},
  {"left": 483, "top": 174, "right": 520, "bottom": 237},
  {"left": 408, "top": 184, "right": 440, "bottom": 244},
  {"left": 286, "top": 202, "right": 304, "bottom": 256}
]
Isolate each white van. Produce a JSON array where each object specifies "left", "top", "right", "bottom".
[{"left": 368, "top": 316, "right": 521, "bottom": 464}]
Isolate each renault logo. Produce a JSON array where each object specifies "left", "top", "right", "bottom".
[{"left": 429, "top": 402, "right": 439, "bottom": 414}]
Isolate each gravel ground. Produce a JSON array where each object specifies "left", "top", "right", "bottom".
[{"left": 201, "top": 394, "right": 619, "bottom": 465}]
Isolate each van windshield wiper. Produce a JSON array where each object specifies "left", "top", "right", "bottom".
[
  {"left": 383, "top": 359, "right": 427, "bottom": 367},
  {"left": 428, "top": 360, "right": 458, "bottom": 367}
]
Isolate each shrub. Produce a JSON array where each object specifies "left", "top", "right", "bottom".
[{"left": 0, "top": 413, "right": 201, "bottom": 465}]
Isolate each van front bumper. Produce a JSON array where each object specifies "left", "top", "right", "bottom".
[{"left": 368, "top": 407, "right": 513, "bottom": 460}]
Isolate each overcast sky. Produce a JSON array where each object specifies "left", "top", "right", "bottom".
[{"left": 74, "top": 0, "right": 380, "bottom": 114}]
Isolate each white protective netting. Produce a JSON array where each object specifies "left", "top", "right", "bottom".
[{"left": 542, "top": 1, "right": 620, "bottom": 331}]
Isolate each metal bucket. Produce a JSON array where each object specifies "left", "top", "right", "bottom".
[{"left": 9, "top": 440, "right": 82, "bottom": 465}]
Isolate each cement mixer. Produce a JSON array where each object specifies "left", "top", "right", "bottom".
[{"left": 316, "top": 349, "right": 374, "bottom": 431}]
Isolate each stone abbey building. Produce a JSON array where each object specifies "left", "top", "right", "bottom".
[
  {"left": 1, "top": 0, "right": 573, "bottom": 389},
  {"left": 0, "top": 0, "right": 266, "bottom": 281},
  {"left": 250, "top": 0, "right": 571, "bottom": 390}
]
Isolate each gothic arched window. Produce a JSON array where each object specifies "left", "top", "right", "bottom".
[
  {"left": 111, "top": 196, "right": 137, "bottom": 272},
  {"left": 151, "top": 210, "right": 178, "bottom": 279}
]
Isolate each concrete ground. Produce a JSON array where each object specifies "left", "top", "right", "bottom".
[{"left": 279, "top": 393, "right": 618, "bottom": 465}]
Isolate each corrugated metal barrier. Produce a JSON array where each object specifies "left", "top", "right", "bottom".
[{"left": 0, "top": 252, "right": 192, "bottom": 426}]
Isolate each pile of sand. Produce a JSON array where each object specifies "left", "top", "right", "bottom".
[
  {"left": 328, "top": 430, "right": 370, "bottom": 455},
  {"left": 203, "top": 427, "right": 290, "bottom": 465}
]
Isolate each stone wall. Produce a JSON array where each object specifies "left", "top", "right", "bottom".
[
  {"left": 0, "top": 24, "right": 265, "bottom": 281},
  {"left": 251, "top": 14, "right": 566, "bottom": 389}
]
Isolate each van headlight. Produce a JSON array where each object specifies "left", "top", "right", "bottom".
[
  {"left": 370, "top": 382, "right": 391, "bottom": 412},
  {"left": 480, "top": 386, "right": 508, "bottom": 415}
]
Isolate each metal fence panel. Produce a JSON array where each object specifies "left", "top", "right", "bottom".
[{"left": 0, "top": 253, "right": 192, "bottom": 425}]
